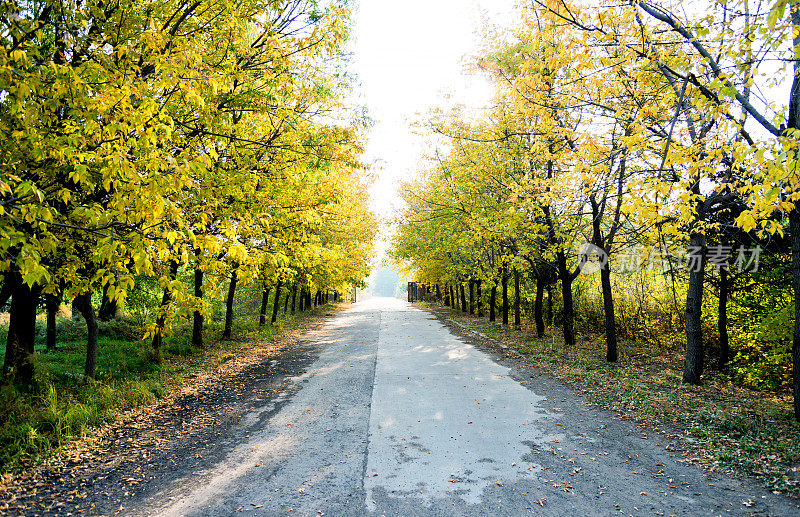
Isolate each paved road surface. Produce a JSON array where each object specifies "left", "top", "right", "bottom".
[{"left": 132, "top": 298, "right": 798, "bottom": 516}]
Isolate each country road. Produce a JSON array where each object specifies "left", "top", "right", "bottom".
[
  {"left": 124, "top": 297, "right": 797, "bottom": 516},
  {"left": 9, "top": 297, "right": 799, "bottom": 516}
]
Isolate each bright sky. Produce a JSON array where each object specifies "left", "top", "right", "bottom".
[{"left": 349, "top": 0, "right": 516, "bottom": 235}]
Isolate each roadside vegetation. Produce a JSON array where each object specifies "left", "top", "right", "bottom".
[{"left": 0, "top": 282, "right": 343, "bottom": 473}]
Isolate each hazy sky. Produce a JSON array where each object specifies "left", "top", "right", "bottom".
[{"left": 349, "top": 0, "right": 516, "bottom": 231}]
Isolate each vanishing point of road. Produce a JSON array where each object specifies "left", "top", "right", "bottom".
[{"left": 130, "top": 297, "right": 797, "bottom": 516}]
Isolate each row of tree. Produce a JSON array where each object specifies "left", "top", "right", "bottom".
[
  {"left": 0, "top": 0, "right": 375, "bottom": 385},
  {"left": 392, "top": 0, "right": 800, "bottom": 416}
]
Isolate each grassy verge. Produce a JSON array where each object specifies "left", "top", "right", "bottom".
[
  {"left": 0, "top": 304, "right": 338, "bottom": 473},
  {"left": 428, "top": 303, "right": 800, "bottom": 498}
]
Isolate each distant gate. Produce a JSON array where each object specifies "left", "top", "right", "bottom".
[{"left": 407, "top": 282, "right": 419, "bottom": 302}]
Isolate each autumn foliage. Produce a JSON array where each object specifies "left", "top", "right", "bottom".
[
  {"left": 392, "top": 0, "right": 800, "bottom": 417},
  {"left": 0, "top": 0, "right": 375, "bottom": 384}
]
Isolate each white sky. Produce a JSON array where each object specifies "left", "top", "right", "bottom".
[{"left": 349, "top": 0, "right": 517, "bottom": 234}]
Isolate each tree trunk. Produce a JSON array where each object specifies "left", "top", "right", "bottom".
[
  {"left": 98, "top": 283, "right": 117, "bottom": 321},
  {"left": 791, "top": 207, "right": 800, "bottom": 419},
  {"left": 534, "top": 278, "right": 545, "bottom": 338},
  {"left": 291, "top": 286, "right": 298, "bottom": 313},
  {"left": 259, "top": 286, "right": 271, "bottom": 326},
  {"left": 451, "top": 285, "right": 457, "bottom": 310},
  {"left": 460, "top": 283, "right": 467, "bottom": 313},
  {"left": 468, "top": 280, "right": 475, "bottom": 315},
  {"left": 271, "top": 281, "right": 283, "bottom": 324},
  {"left": 46, "top": 294, "right": 59, "bottom": 351},
  {"left": 683, "top": 232, "right": 706, "bottom": 384},
  {"left": 489, "top": 284, "right": 497, "bottom": 322},
  {"left": 787, "top": 4, "right": 800, "bottom": 419},
  {"left": 600, "top": 265, "right": 618, "bottom": 362},
  {"left": 223, "top": 263, "right": 238, "bottom": 339},
  {"left": 193, "top": 266, "right": 203, "bottom": 347},
  {"left": 718, "top": 268, "right": 730, "bottom": 368},
  {"left": 444, "top": 284, "right": 450, "bottom": 306},
  {"left": 476, "top": 280, "right": 483, "bottom": 317},
  {"left": 151, "top": 261, "right": 179, "bottom": 363},
  {"left": 513, "top": 268, "right": 521, "bottom": 329},
  {"left": 502, "top": 267, "right": 509, "bottom": 326},
  {"left": 591, "top": 193, "right": 619, "bottom": 362},
  {"left": 557, "top": 251, "right": 576, "bottom": 346},
  {"left": 547, "top": 284, "right": 553, "bottom": 325},
  {"left": 74, "top": 292, "right": 99, "bottom": 379},
  {"left": 3, "top": 274, "right": 41, "bottom": 386}
]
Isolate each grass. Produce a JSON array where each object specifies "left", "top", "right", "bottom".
[
  {"left": 430, "top": 303, "right": 800, "bottom": 498},
  {"left": 0, "top": 302, "right": 338, "bottom": 473}
]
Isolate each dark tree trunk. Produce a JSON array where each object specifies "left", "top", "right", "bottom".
[
  {"left": 46, "top": 294, "right": 59, "bottom": 351},
  {"left": 791, "top": 207, "right": 800, "bottom": 419},
  {"left": 591, "top": 193, "right": 619, "bottom": 362},
  {"left": 223, "top": 263, "right": 239, "bottom": 339},
  {"left": 489, "top": 284, "right": 497, "bottom": 322},
  {"left": 436, "top": 284, "right": 442, "bottom": 302},
  {"left": 468, "top": 280, "right": 475, "bottom": 315},
  {"left": 476, "top": 280, "right": 483, "bottom": 317},
  {"left": 291, "top": 286, "right": 298, "bottom": 313},
  {"left": 502, "top": 267, "right": 509, "bottom": 326},
  {"left": 534, "top": 278, "right": 545, "bottom": 338},
  {"left": 3, "top": 274, "right": 41, "bottom": 386},
  {"left": 787, "top": 4, "right": 800, "bottom": 419},
  {"left": 151, "top": 261, "right": 179, "bottom": 363},
  {"left": 513, "top": 268, "right": 521, "bottom": 329},
  {"left": 283, "top": 291, "right": 290, "bottom": 313},
  {"left": 98, "top": 283, "right": 118, "bottom": 321},
  {"left": 450, "top": 285, "right": 457, "bottom": 310},
  {"left": 718, "top": 268, "right": 730, "bottom": 368},
  {"left": 460, "top": 283, "right": 467, "bottom": 313},
  {"left": 683, "top": 232, "right": 706, "bottom": 384},
  {"left": 547, "top": 285, "right": 554, "bottom": 325},
  {"left": 259, "top": 286, "right": 271, "bottom": 326},
  {"left": 444, "top": 284, "right": 450, "bottom": 306},
  {"left": 557, "top": 251, "right": 576, "bottom": 346},
  {"left": 600, "top": 265, "right": 618, "bottom": 362},
  {"left": 74, "top": 292, "right": 99, "bottom": 379},
  {"left": 193, "top": 266, "right": 204, "bottom": 347},
  {"left": 271, "top": 281, "right": 283, "bottom": 324}
]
